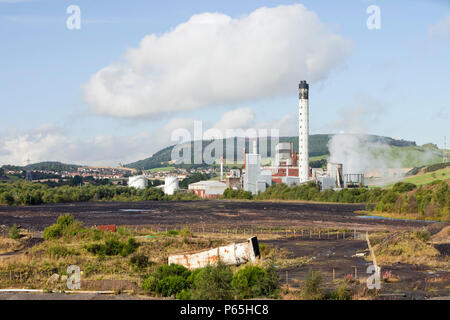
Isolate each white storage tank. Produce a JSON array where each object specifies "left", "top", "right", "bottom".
[
  {"left": 164, "top": 176, "right": 179, "bottom": 195},
  {"left": 128, "top": 175, "right": 148, "bottom": 190}
]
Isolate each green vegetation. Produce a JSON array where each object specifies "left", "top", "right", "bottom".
[
  {"left": 222, "top": 180, "right": 449, "bottom": 222},
  {"left": 231, "top": 264, "right": 279, "bottom": 299},
  {"left": 392, "top": 182, "right": 416, "bottom": 193},
  {"left": 9, "top": 224, "right": 20, "bottom": 240},
  {"left": 43, "top": 214, "right": 84, "bottom": 240},
  {"left": 223, "top": 188, "right": 253, "bottom": 200},
  {"left": 300, "top": 269, "right": 324, "bottom": 300},
  {"left": 142, "top": 263, "right": 280, "bottom": 300},
  {"left": 0, "top": 181, "right": 198, "bottom": 206},
  {"left": 2, "top": 161, "right": 81, "bottom": 172},
  {"left": 398, "top": 168, "right": 450, "bottom": 186},
  {"left": 86, "top": 237, "right": 139, "bottom": 257}
]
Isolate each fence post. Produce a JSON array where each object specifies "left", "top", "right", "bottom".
[{"left": 333, "top": 268, "right": 335, "bottom": 282}]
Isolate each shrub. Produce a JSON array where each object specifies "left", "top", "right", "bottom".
[
  {"left": 415, "top": 229, "right": 430, "bottom": 242},
  {"left": 325, "top": 284, "right": 351, "bottom": 300},
  {"left": 157, "top": 275, "right": 189, "bottom": 297},
  {"left": 167, "top": 230, "right": 180, "bottom": 236},
  {"left": 392, "top": 182, "right": 416, "bottom": 193},
  {"left": 190, "top": 263, "right": 233, "bottom": 300},
  {"left": 43, "top": 214, "right": 83, "bottom": 240},
  {"left": 231, "top": 264, "right": 279, "bottom": 299},
  {"left": 142, "top": 264, "right": 191, "bottom": 297},
  {"left": 87, "top": 237, "right": 139, "bottom": 257},
  {"left": 343, "top": 273, "right": 355, "bottom": 283},
  {"left": 9, "top": 224, "right": 20, "bottom": 239},
  {"left": 129, "top": 253, "right": 149, "bottom": 269},
  {"left": 301, "top": 269, "right": 323, "bottom": 300},
  {"left": 47, "top": 245, "right": 78, "bottom": 258}
]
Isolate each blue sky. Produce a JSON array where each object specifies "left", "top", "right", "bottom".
[{"left": 0, "top": 0, "right": 449, "bottom": 166}]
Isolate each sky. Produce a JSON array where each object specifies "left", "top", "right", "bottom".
[{"left": 0, "top": 0, "right": 449, "bottom": 166}]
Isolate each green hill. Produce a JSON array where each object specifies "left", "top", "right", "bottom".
[
  {"left": 1, "top": 161, "right": 81, "bottom": 172},
  {"left": 125, "top": 134, "right": 419, "bottom": 170}
]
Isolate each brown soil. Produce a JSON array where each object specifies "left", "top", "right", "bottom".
[{"left": 0, "top": 200, "right": 439, "bottom": 232}]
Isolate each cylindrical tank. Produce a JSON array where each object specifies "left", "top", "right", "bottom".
[
  {"left": 164, "top": 176, "right": 179, "bottom": 195},
  {"left": 128, "top": 175, "right": 148, "bottom": 190}
]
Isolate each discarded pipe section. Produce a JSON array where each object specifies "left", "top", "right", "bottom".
[{"left": 168, "top": 236, "right": 260, "bottom": 270}]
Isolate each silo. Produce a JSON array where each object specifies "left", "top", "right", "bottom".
[
  {"left": 164, "top": 176, "right": 179, "bottom": 195},
  {"left": 128, "top": 175, "right": 148, "bottom": 190}
]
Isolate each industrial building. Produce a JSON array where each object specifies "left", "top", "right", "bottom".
[
  {"left": 240, "top": 81, "right": 310, "bottom": 193},
  {"left": 242, "top": 141, "right": 272, "bottom": 194},
  {"left": 188, "top": 180, "right": 227, "bottom": 198}
]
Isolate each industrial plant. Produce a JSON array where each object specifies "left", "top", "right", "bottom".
[{"left": 126, "top": 81, "right": 365, "bottom": 197}]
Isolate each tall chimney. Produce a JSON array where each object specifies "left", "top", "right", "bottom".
[{"left": 298, "top": 81, "right": 309, "bottom": 183}]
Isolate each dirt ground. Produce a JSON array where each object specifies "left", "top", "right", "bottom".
[
  {"left": 0, "top": 200, "right": 448, "bottom": 300},
  {"left": 0, "top": 200, "right": 435, "bottom": 232}
]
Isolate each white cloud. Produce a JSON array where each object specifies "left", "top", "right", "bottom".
[
  {"left": 256, "top": 114, "right": 297, "bottom": 137},
  {"left": 429, "top": 14, "right": 450, "bottom": 41},
  {"left": 213, "top": 107, "right": 255, "bottom": 131},
  {"left": 83, "top": 4, "right": 352, "bottom": 119},
  {"left": 0, "top": 107, "right": 301, "bottom": 166}
]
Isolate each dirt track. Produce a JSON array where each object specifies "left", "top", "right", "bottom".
[{"left": 0, "top": 200, "right": 438, "bottom": 232}]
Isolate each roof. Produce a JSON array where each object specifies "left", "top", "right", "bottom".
[{"left": 188, "top": 180, "right": 226, "bottom": 188}]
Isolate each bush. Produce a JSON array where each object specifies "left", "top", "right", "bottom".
[
  {"left": 231, "top": 264, "right": 279, "bottom": 299},
  {"left": 415, "top": 229, "right": 430, "bottom": 242},
  {"left": 87, "top": 237, "right": 139, "bottom": 257},
  {"left": 392, "top": 182, "right": 417, "bottom": 193},
  {"left": 325, "top": 284, "right": 351, "bottom": 300},
  {"left": 129, "top": 253, "right": 149, "bottom": 269},
  {"left": 43, "top": 214, "right": 84, "bottom": 240},
  {"left": 142, "top": 264, "right": 191, "bottom": 297},
  {"left": 9, "top": 224, "right": 20, "bottom": 239},
  {"left": 158, "top": 275, "right": 189, "bottom": 297},
  {"left": 190, "top": 263, "right": 233, "bottom": 300},
  {"left": 301, "top": 269, "right": 323, "bottom": 300},
  {"left": 47, "top": 245, "right": 78, "bottom": 258}
]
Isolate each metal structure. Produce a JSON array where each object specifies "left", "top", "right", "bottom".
[
  {"left": 25, "top": 157, "right": 32, "bottom": 181},
  {"left": 298, "top": 80, "right": 309, "bottom": 183},
  {"left": 168, "top": 237, "right": 260, "bottom": 270},
  {"left": 164, "top": 176, "right": 179, "bottom": 195},
  {"left": 327, "top": 162, "right": 344, "bottom": 189},
  {"left": 344, "top": 173, "right": 365, "bottom": 188}
]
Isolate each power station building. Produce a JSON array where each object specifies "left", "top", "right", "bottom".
[{"left": 241, "top": 80, "right": 311, "bottom": 193}]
